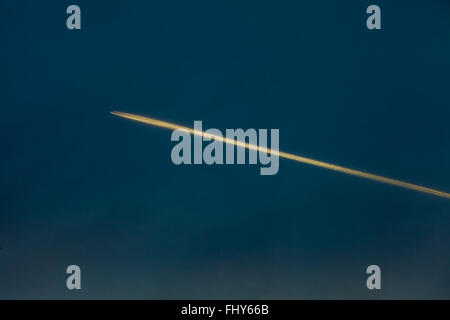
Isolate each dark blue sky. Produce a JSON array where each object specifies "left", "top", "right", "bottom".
[{"left": 0, "top": 0, "right": 449, "bottom": 298}]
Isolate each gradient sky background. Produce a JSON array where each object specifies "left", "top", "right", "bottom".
[{"left": 1, "top": 0, "right": 449, "bottom": 299}]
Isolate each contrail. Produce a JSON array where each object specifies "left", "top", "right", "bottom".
[{"left": 111, "top": 111, "right": 450, "bottom": 199}]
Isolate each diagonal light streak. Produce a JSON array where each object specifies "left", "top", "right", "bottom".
[{"left": 111, "top": 111, "right": 450, "bottom": 199}]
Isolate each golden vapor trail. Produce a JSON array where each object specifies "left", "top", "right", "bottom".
[{"left": 111, "top": 111, "right": 450, "bottom": 199}]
